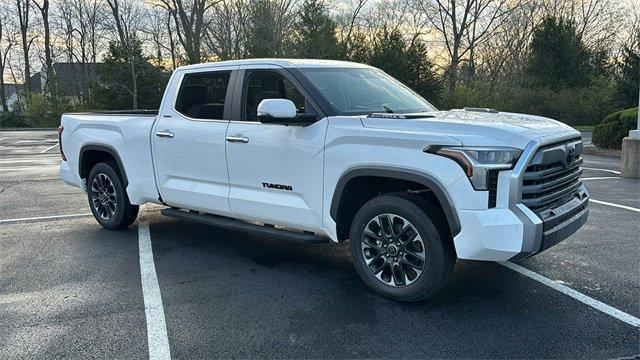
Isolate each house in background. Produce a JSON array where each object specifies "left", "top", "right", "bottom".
[{"left": 29, "top": 62, "right": 100, "bottom": 104}]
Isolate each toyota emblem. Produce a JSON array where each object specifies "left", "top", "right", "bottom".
[{"left": 566, "top": 146, "right": 576, "bottom": 165}]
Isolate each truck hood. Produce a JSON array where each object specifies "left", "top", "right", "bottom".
[{"left": 361, "top": 109, "right": 579, "bottom": 149}]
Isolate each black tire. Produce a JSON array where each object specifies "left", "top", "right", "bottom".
[
  {"left": 87, "top": 162, "right": 139, "bottom": 230},
  {"left": 349, "top": 193, "right": 455, "bottom": 302}
]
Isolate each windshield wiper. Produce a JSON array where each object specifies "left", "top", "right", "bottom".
[{"left": 382, "top": 105, "right": 394, "bottom": 113}]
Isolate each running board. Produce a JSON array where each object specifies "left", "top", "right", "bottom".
[{"left": 160, "top": 208, "right": 329, "bottom": 244}]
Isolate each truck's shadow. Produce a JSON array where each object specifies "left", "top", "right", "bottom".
[{"left": 141, "top": 215, "right": 635, "bottom": 359}]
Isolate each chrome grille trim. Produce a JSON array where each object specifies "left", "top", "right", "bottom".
[
  {"left": 521, "top": 139, "right": 584, "bottom": 213},
  {"left": 507, "top": 131, "right": 584, "bottom": 205}
]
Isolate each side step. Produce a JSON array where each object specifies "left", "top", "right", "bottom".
[{"left": 160, "top": 208, "right": 329, "bottom": 244}]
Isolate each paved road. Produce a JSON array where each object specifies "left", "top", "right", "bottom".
[{"left": 1, "top": 131, "right": 638, "bottom": 359}]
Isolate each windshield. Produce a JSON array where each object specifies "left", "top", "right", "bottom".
[{"left": 299, "top": 67, "right": 437, "bottom": 116}]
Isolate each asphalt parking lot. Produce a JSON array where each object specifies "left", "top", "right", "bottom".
[{"left": 1, "top": 130, "right": 638, "bottom": 359}]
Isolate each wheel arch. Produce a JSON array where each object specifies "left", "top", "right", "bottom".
[
  {"left": 330, "top": 166, "right": 461, "bottom": 242},
  {"left": 79, "top": 144, "right": 128, "bottom": 187}
]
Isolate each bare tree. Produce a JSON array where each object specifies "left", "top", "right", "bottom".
[
  {"left": 82, "top": 0, "right": 104, "bottom": 64},
  {"left": 32, "top": 0, "right": 53, "bottom": 96},
  {"left": 0, "top": 18, "right": 17, "bottom": 112},
  {"left": 16, "top": 0, "right": 36, "bottom": 96},
  {"left": 336, "top": 0, "right": 369, "bottom": 55},
  {"left": 159, "top": 0, "right": 221, "bottom": 64},
  {"left": 475, "top": 1, "right": 540, "bottom": 91},
  {"left": 105, "top": 0, "right": 142, "bottom": 108},
  {"left": 413, "top": 0, "right": 514, "bottom": 97},
  {"left": 143, "top": 7, "right": 168, "bottom": 66},
  {"left": 541, "top": 0, "right": 623, "bottom": 50},
  {"left": 203, "top": 0, "right": 249, "bottom": 61},
  {"left": 165, "top": 9, "right": 178, "bottom": 69}
]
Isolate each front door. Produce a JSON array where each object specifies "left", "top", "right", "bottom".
[
  {"left": 225, "top": 68, "right": 327, "bottom": 229},
  {"left": 152, "top": 67, "right": 237, "bottom": 214}
]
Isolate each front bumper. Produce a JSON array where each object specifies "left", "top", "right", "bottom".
[
  {"left": 453, "top": 184, "right": 589, "bottom": 261},
  {"left": 452, "top": 134, "right": 589, "bottom": 261}
]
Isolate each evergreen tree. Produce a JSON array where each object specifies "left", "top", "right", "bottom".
[
  {"left": 368, "top": 28, "right": 443, "bottom": 106},
  {"left": 615, "top": 36, "right": 640, "bottom": 108},
  {"left": 406, "top": 40, "right": 444, "bottom": 107},
  {"left": 292, "top": 0, "right": 342, "bottom": 59},
  {"left": 246, "top": 0, "right": 285, "bottom": 58},
  {"left": 90, "top": 40, "right": 167, "bottom": 110},
  {"left": 525, "top": 17, "right": 591, "bottom": 89},
  {"left": 368, "top": 28, "right": 407, "bottom": 78},
  {"left": 345, "top": 30, "right": 370, "bottom": 64}
]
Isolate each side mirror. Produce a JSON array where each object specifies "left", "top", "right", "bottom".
[{"left": 257, "top": 99, "right": 296, "bottom": 123}]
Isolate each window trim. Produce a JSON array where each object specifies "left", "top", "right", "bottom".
[
  {"left": 170, "top": 68, "right": 238, "bottom": 123},
  {"left": 231, "top": 67, "right": 326, "bottom": 124}
]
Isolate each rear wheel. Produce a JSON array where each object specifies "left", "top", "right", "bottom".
[
  {"left": 349, "top": 193, "right": 454, "bottom": 302},
  {"left": 87, "top": 162, "right": 139, "bottom": 229}
]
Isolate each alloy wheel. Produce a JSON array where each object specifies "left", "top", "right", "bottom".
[
  {"left": 90, "top": 173, "right": 117, "bottom": 220},
  {"left": 361, "top": 213, "right": 426, "bottom": 287}
]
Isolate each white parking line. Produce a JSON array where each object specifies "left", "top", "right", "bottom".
[
  {"left": 499, "top": 261, "right": 640, "bottom": 327},
  {"left": 0, "top": 213, "right": 93, "bottom": 224},
  {"left": 581, "top": 177, "right": 619, "bottom": 181},
  {"left": 138, "top": 222, "right": 172, "bottom": 360},
  {"left": 582, "top": 167, "right": 621, "bottom": 175},
  {"left": 40, "top": 143, "right": 59, "bottom": 153},
  {"left": 590, "top": 199, "right": 640, "bottom": 213}
]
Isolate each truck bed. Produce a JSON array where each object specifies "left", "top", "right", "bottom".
[{"left": 60, "top": 110, "right": 160, "bottom": 205}]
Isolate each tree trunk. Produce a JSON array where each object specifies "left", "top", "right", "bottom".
[
  {"left": 0, "top": 70, "right": 8, "bottom": 112},
  {"left": 17, "top": 0, "right": 31, "bottom": 97},
  {"left": 36, "top": 0, "right": 53, "bottom": 97},
  {"left": 448, "top": 54, "right": 459, "bottom": 103},
  {"left": 0, "top": 19, "right": 9, "bottom": 113},
  {"left": 130, "top": 57, "right": 138, "bottom": 109}
]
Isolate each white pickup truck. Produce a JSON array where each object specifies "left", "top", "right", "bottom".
[{"left": 60, "top": 59, "right": 589, "bottom": 301}]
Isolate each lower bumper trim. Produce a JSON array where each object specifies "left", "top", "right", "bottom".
[{"left": 540, "top": 207, "right": 589, "bottom": 252}]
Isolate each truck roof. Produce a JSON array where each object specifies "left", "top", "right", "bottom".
[{"left": 176, "top": 58, "right": 373, "bottom": 71}]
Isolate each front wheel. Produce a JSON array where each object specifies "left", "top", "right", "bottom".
[
  {"left": 349, "top": 193, "right": 454, "bottom": 302},
  {"left": 87, "top": 162, "right": 139, "bottom": 229}
]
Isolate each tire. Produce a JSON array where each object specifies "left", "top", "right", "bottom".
[
  {"left": 87, "top": 162, "right": 139, "bottom": 230},
  {"left": 349, "top": 193, "right": 455, "bottom": 302}
]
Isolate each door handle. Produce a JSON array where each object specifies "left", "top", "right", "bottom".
[
  {"left": 155, "top": 130, "right": 174, "bottom": 138},
  {"left": 226, "top": 135, "right": 249, "bottom": 143}
]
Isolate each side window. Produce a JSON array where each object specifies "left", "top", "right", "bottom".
[
  {"left": 175, "top": 71, "right": 230, "bottom": 120},
  {"left": 243, "top": 70, "right": 314, "bottom": 121}
]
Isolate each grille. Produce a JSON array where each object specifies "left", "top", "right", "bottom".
[{"left": 521, "top": 139, "right": 583, "bottom": 213}]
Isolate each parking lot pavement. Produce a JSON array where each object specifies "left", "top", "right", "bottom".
[
  {"left": 581, "top": 153, "right": 622, "bottom": 173},
  {"left": 145, "top": 213, "right": 638, "bottom": 359},
  {"left": 0, "top": 218, "right": 148, "bottom": 359},
  {"left": 1, "top": 130, "right": 638, "bottom": 358},
  {"left": 0, "top": 131, "right": 61, "bottom": 182}
]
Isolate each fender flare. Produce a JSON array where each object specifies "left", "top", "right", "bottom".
[
  {"left": 330, "top": 166, "right": 461, "bottom": 237},
  {"left": 79, "top": 144, "right": 128, "bottom": 186}
]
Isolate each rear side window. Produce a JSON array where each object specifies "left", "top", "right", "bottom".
[{"left": 175, "top": 71, "right": 230, "bottom": 120}]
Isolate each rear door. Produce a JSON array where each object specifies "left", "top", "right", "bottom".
[
  {"left": 225, "top": 66, "right": 328, "bottom": 229},
  {"left": 152, "top": 66, "right": 238, "bottom": 214}
]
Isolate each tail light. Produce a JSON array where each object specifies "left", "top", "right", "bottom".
[{"left": 58, "top": 125, "right": 66, "bottom": 161}]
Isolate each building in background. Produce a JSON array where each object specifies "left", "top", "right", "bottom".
[{"left": 29, "top": 62, "right": 100, "bottom": 105}]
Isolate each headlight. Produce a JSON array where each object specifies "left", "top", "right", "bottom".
[{"left": 425, "top": 146, "right": 522, "bottom": 190}]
